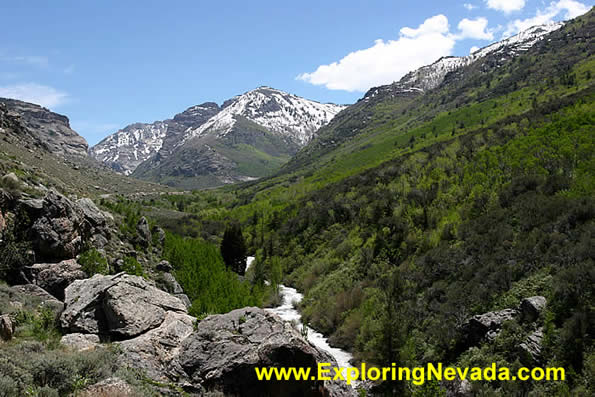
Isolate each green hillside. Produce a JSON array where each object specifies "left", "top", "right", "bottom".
[{"left": 132, "top": 10, "right": 594, "bottom": 396}]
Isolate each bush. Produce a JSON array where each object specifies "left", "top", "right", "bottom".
[
  {"left": 120, "top": 256, "right": 145, "bottom": 277},
  {"left": 79, "top": 249, "right": 109, "bottom": 276}
]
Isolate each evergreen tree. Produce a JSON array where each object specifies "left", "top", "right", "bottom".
[{"left": 220, "top": 223, "right": 247, "bottom": 275}]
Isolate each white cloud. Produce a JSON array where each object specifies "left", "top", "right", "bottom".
[
  {"left": 298, "top": 14, "right": 500, "bottom": 92},
  {"left": 297, "top": 15, "right": 458, "bottom": 92},
  {"left": 503, "top": 0, "right": 590, "bottom": 37},
  {"left": 0, "top": 83, "right": 69, "bottom": 108},
  {"left": 470, "top": 46, "right": 481, "bottom": 53},
  {"left": 486, "top": 0, "right": 526, "bottom": 13},
  {"left": 456, "top": 17, "right": 494, "bottom": 40},
  {"left": 464, "top": 3, "right": 478, "bottom": 10}
]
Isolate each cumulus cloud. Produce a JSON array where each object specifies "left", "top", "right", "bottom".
[
  {"left": 297, "top": 14, "right": 498, "bottom": 92},
  {"left": 503, "top": 0, "right": 591, "bottom": 37},
  {"left": 486, "top": 0, "right": 526, "bottom": 13},
  {"left": 0, "top": 83, "right": 69, "bottom": 108},
  {"left": 456, "top": 17, "right": 494, "bottom": 40}
]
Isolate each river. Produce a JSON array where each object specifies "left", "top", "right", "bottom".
[{"left": 246, "top": 257, "right": 354, "bottom": 371}]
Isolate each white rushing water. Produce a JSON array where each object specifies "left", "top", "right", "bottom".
[{"left": 246, "top": 257, "right": 354, "bottom": 371}]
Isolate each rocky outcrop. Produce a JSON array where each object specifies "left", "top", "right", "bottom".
[
  {"left": 461, "top": 309, "right": 518, "bottom": 347},
  {"left": 519, "top": 296, "right": 546, "bottom": 323},
  {"left": 60, "top": 273, "right": 187, "bottom": 337},
  {"left": 118, "top": 311, "right": 196, "bottom": 382},
  {"left": 28, "top": 259, "right": 86, "bottom": 300},
  {"left": 520, "top": 327, "right": 544, "bottom": 364},
  {"left": 17, "top": 191, "right": 112, "bottom": 262},
  {"left": 177, "top": 307, "right": 354, "bottom": 397},
  {"left": 136, "top": 216, "right": 151, "bottom": 247},
  {"left": 0, "top": 98, "right": 88, "bottom": 158}
]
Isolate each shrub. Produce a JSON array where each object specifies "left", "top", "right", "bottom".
[
  {"left": 121, "top": 256, "right": 145, "bottom": 277},
  {"left": 79, "top": 249, "right": 109, "bottom": 276}
]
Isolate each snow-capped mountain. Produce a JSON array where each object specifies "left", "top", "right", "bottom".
[
  {"left": 185, "top": 87, "right": 345, "bottom": 146},
  {"left": 89, "top": 103, "right": 220, "bottom": 175},
  {"left": 364, "top": 21, "right": 564, "bottom": 101},
  {"left": 91, "top": 88, "right": 345, "bottom": 188}
]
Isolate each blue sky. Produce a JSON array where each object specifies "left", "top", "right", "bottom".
[{"left": 1, "top": 0, "right": 591, "bottom": 145}]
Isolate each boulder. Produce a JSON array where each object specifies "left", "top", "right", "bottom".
[
  {"left": 176, "top": 307, "right": 354, "bottom": 397},
  {"left": 0, "top": 314, "right": 15, "bottom": 341},
  {"left": 103, "top": 275, "right": 188, "bottom": 337},
  {"left": 29, "top": 190, "right": 86, "bottom": 261},
  {"left": 60, "top": 333, "right": 100, "bottom": 351},
  {"left": 61, "top": 273, "right": 187, "bottom": 337},
  {"left": 136, "top": 216, "right": 151, "bottom": 247},
  {"left": 519, "top": 296, "right": 546, "bottom": 323},
  {"left": 28, "top": 259, "right": 86, "bottom": 300},
  {"left": 462, "top": 309, "right": 518, "bottom": 347},
  {"left": 76, "top": 198, "right": 113, "bottom": 242},
  {"left": 162, "top": 272, "right": 184, "bottom": 294},
  {"left": 60, "top": 273, "right": 122, "bottom": 334},
  {"left": 118, "top": 311, "right": 196, "bottom": 382},
  {"left": 520, "top": 327, "right": 544, "bottom": 364}
]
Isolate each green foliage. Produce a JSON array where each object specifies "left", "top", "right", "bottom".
[
  {"left": 78, "top": 248, "right": 109, "bottom": 276},
  {"left": 120, "top": 256, "right": 145, "bottom": 277},
  {"left": 164, "top": 233, "right": 262, "bottom": 316}
]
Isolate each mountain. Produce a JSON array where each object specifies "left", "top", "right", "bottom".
[
  {"left": 0, "top": 98, "right": 88, "bottom": 159},
  {"left": 91, "top": 87, "right": 344, "bottom": 188},
  {"left": 286, "top": 21, "right": 566, "bottom": 172},
  {"left": 89, "top": 103, "right": 220, "bottom": 175},
  {"left": 0, "top": 98, "right": 170, "bottom": 196}
]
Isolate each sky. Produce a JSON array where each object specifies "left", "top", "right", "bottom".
[{"left": 1, "top": 0, "right": 591, "bottom": 145}]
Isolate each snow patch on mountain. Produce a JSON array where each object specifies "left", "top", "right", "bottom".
[
  {"left": 365, "top": 21, "right": 564, "bottom": 101},
  {"left": 185, "top": 87, "right": 346, "bottom": 146}
]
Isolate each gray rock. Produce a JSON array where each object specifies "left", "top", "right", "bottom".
[
  {"left": 60, "top": 333, "right": 100, "bottom": 351},
  {"left": 519, "top": 296, "right": 546, "bottom": 323},
  {"left": 162, "top": 272, "right": 184, "bottom": 294},
  {"left": 29, "top": 259, "right": 86, "bottom": 300},
  {"left": 30, "top": 190, "right": 86, "bottom": 261},
  {"left": 175, "top": 294, "right": 192, "bottom": 309},
  {"left": 60, "top": 273, "right": 122, "bottom": 334},
  {"left": 118, "top": 311, "right": 196, "bottom": 381},
  {"left": 157, "top": 260, "right": 173, "bottom": 272},
  {"left": 177, "top": 307, "right": 355, "bottom": 397},
  {"left": 76, "top": 198, "right": 111, "bottom": 227},
  {"left": 61, "top": 273, "right": 187, "bottom": 337},
  {"left": 136, "top": 216, "right": 151, "bottom": 247},
  {"left": 462, "top": 308, "right": 518, "bottom": 347},
  {"left": 520, "top": 327, "right": 544, "bottom": 364},
  {"left": 0, "top": 314, "right": 15, "bottom": 341},
  {"left": 103, "top": 275, "right": 187, "bottom": 337}
]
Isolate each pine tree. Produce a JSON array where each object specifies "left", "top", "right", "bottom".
[{"left": 220, "top": 223, "right": 247, "bottom": 275}]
